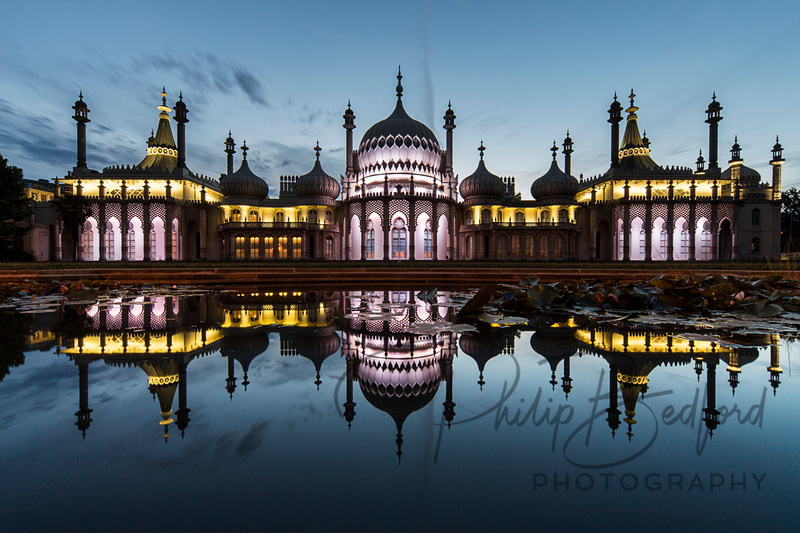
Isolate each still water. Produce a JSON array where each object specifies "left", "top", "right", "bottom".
[{"left": 1, "top": 289, "right": 797, "bottom": 531}]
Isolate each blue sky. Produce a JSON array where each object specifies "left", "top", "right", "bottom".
[{"left": 1, "top": 0, "right": 798, "bottom": 193}]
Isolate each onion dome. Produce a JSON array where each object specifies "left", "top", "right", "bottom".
[
  {"left": 459, "top": 142, "right": 506, "bottom": 201},
  {"left": 530, "top": 325, "right": 579, "bottom": 392},
  {"left": 357, "top": 68, "right": 442, "bottom": 177},
  {"left": 137, "top": 88, "right": 179, "bottom": 172},
  {"left": 295, "top": 143, "right": 341, "bottom": 203},
  {"left": 615, "top": 89, "right": 660, "bottom": 173},
  {"left": 219, "top": 141, "right": 269, "bottom": 200},
  {"left": 295, "top": 328, "right": 341, "bottom": 389},
  {"left": 722, "top": 348, "right": 759, "bottom": 394},
  {"left": 721, "top": 136, "right": 762, "bottom": 186},
  {"left": 530, "top": 142, "right": 579, "bottom": 202},
  {"left": 358, "top": 352, "right": 441, "bottom": 462},
  {"left": 139, "top": 358, "right": 179, "bottom": 442},
  {"left": 459, "top": 328, "right": 506, "bottom": 390}
]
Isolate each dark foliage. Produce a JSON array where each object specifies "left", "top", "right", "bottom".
[
  {"left": 50, "top": 195, "right": 92, "bottom": 261},
  {"left": 0, "top": 154, "right": 32, "bottom": 259}
]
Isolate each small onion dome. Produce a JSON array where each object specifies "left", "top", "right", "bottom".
[
  {"left": 721, "top": 163, "right": 762, "bottom": 187},
  {"left": 459, "top": 142, "right": 505, "bottom": 201},
  {"left": 219, "top": 141, "right": 269, "bottom": 200},
  {"left": 530, "top": 143, "right": 579, "bottom": 202},
  {"left": 295, "top": 143, "right": 341, "bottom": 203}
]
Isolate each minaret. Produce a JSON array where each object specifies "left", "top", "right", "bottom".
[
  {"left": 175, "top": 361, "right": 191, "bottom": 438},
  {"left": 173, "top": 92, "right": 189, "bottom": 169},
  {"left": 702, "top": 357, "right": 720, "bottom": 437},
  {"left": 608, "top": 93, "right": 623, "bottom": 168},
  {"left": 343, "top": 101, "right": 355, "bottom": 175},
  {"left": 75, "top": 360, "right": 93, "bottom": 439},
  {"left": 696, "top": 150, "right": 705, "bottom": 173},
  {"left": 729, "top": 136, "right": 743, "bottom": 201},
  {"left": 768, "top": 336, "right": 782, "bottom": 395},
  {"left": 770, "top": 136, "right": 784, "bottom": 201},
  {"left": 224, "top": 131, "right": 236, "bottom": 176},
  {"left": 443, "top": 101, "right": 456, "bottom": 174},
  {"left": 705, "top": 93, "right": 723, "bottom": 171},
  {"left": 562, "top": 130, "right": 574, "bottom": 176},
  {"left": 72, "top": 92, "right": 90, "bottom": 169}
]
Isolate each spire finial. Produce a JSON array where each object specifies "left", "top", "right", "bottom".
[
  {"left": 179, "top": 91, "right": 183, "bottom": 101},
  {"left": 241, "top": 140, "right": 248, "bottom": 160},
  {"left": 629, "top": 88, "right": 635, "bottom": 107},
  {"left": 551, "top": 141, "right": 558, "bottom": 161},
  {"left": 448, "top": 100, "right": 452, "bottom": 109},
  {"left": 478, "top": 141, "right": 485, "bottom": 160},
  {"left": 161, "top": 86, "right": 167, "bottom": 106},
  {"left": 396, "top": 66, "right": 403, "bottom": 99},
  {"left": 347, "top": 99, "right": 351, "bottom": 109},
  {"left": 314, "top": 141, "right": 321, "bottom": 160},
  {"left": 712, "top": 91, "right": 717, "bottom": 102},
  {"left": 79, "top": 90, "right": 84, "bottom": 100}
]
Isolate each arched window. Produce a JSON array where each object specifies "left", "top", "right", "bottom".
[
  {"left": 466, "top": 210, "right": 474, "bottom": 225},
  {"left": 325, "top": 210, "right": 333, "bottom": 224},
  {"left": 275, "top": 211, "right": 284, "bottom": 223},
  {"left": 278, "top": 235, "right": 288, "bottom": 258},
  {"left": 751, "top": 208, "right": 761, "bottom": 227},
  {"left": 105, "top": 229, "right": 114, "bottom": 260},
  {"left": 309, "top": 209, "right": 317, "bottom": 223},
  {"left": 511, "top": 235, "right": 520, "bottom": 257},
  {"left": 235, "top": 236, "right": 245, "bottom": 259},
  {"left": 659, "top": 228, "right": 668, "bottom": 259},
  {"left": 325, "top": 236, "right": 334, "bottom": 259},
  {"left": 466, "top": 236, "right": 474, "bottom": 259},
  {"left": 526, "top": 235, "right": 535, "bottom": 258},
  {"left": 701, "top": 221, "right": 712, "bottom": 260},
  {"left": 540, "top": 210, "right": 550, "bottom": 223},
  {"left": 554, "top": 235, "right": 563, "bottom": 258},
  {"left": 81, "top": 228, "right": 93, "bottom": 261},
  {"left": 639, "top": 229, "right": 646, "bottom": 259},
  {"left": 391, "top": 219, "right": 407, "bottom": 259},
  {"left": 264, "top": 236, "right": 274, "bottom": 259},
  {"left": 171, "top": 226, "right": 179, "bottom": 260},
  {"left": 292, "top": 236, "right": 302, "bottom": 259},
  {"left": 366, "top": 220, "right": 375, "bottom": 259},
  {"left": 250, "top": 236, "right": 259, "bottom": 259},
  {"left": 539, "top": 234, "right": 549, "bottom": 259},
  {"left": 424, "top": 220, "right": 433, "bottom": 258},
  {"left": 515, "top": 211, "right": 524, "bottom": 224},
  {"left": 149, "top": 225, "right": 156, "bottom": 257},
  {"left": 249, "top": 210, "right": 258, "bottom": 222},
  {"left": 496, "top": 235, "right": 507, "bottom": 258},
  {"left": 481, "top": 209, "right": 491, "bottom": 224},
  {"left": 231, "top": 209, "right": 241, "bottom": 223},
  {"left": 751, "top": 237, "right": 761, "bottom": 254},
  {"left": 680, "top": 222, "right": 689, "bottom": 260},
  {"left": 127, "top": 229, "right": 135, "bottom": 257},
  {"left": 559, "top": 209, "right": 569, "bottom": 223}
]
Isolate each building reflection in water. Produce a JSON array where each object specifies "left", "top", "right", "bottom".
[{"left": 21, "top": 290, "right": 785, "bottom": 456}]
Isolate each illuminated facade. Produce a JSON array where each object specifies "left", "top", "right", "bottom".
[{"left": 30, "top": 74, "right": 783, "bottom": 262}]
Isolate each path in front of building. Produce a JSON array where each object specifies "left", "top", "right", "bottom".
[{"left": 1, "top": 262, "right": 794, "bottom": 288}]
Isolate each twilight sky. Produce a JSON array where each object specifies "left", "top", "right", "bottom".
[{"left": 1, "top": 0, "right": 798, "bottom": 194}]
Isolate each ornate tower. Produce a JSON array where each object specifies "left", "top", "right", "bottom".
[
  {"left": 705, "top": 93, "right": 723, "bottom": 171},
  {"left": 343, "top": 101, "right": 356, "bottom": 175},
  {"left": 608, "top": 94, "right": 623, "bottom": 168},
  {"left": 173, "top": 92, "right": 189, "bottom": 170},
  {"left": 72, "top": 92, "right": 90, "bottom": 169},
  {"left": 770, "top": 136, "right": 784, "bottom": 201},
  {"left": 443, "top": 101, "right": 456, "bottom": 174},
  {"left": 562, "top": 130, "right": 574, "bottom": 176},
  {"left": 224, "top": 131, "right": 236, "bottom": 176}
]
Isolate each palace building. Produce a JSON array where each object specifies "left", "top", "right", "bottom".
[{"left": 27, "top": 71, "right": 784, "bottom": 262}]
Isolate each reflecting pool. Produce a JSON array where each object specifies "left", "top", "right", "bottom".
[{"left": 1, "top": 289, "right": 798, "bottom": 531}]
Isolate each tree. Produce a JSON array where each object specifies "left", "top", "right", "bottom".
[
  {"left": 0, "top": 154, "right": 32, "bottom": 260},
  {"left": 781, "top": 187, "right": 800, "bottom": 253},
  {"left": 50, "top": 194, "right": 93, "bottom": 261}
]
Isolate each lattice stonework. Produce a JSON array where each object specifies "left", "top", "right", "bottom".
[
  {"left": 719, "top": 203, "right": 734, "bottom": 221},
  {"left": 366, "top": 200, "right": 384, "bottom": 222},
  {"left": 673, "top": 203, "right": 690, "bottom": 221},
  {"left": 630, "top": 203, "right": 646, "bottom": 220},
  {"left": 696, "top": 203, "right": 711, "bottom": 220},
  {"left": 415, "top": 201, "right": 433, "bottom": 220},
  {"left": 128, "top": 203, "right": 143, "bottom": 224},
  {"left": 349, "top": 203, "right": 360, "bottom": 218},
  {"left": 389, "top": 199, "right": 409, "bottom": 219},
  {"left": 150, "top": 203, "right": 166, "bottom": 225},
  {"left": 651, "top": 203, "right": 668, "bottom": 224},
  {"left": 105, "top": 203, "right": 121, "bottom": 225}
]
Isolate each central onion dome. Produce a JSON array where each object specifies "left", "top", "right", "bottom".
[
  {"left": 530, "top": 142, "right": 579, "bottom": 203},
  {"left": 295, "top": 143, "right": 341, "bottom": 203},
  {"left": 460, "top": 142, "right": 505, "bottom": 202},
  {"left": 219, "top": 141, "right": 269, "bottom": 201},
  {"left": 357, "top": 69, "right": 442, "bottom": 177}
]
